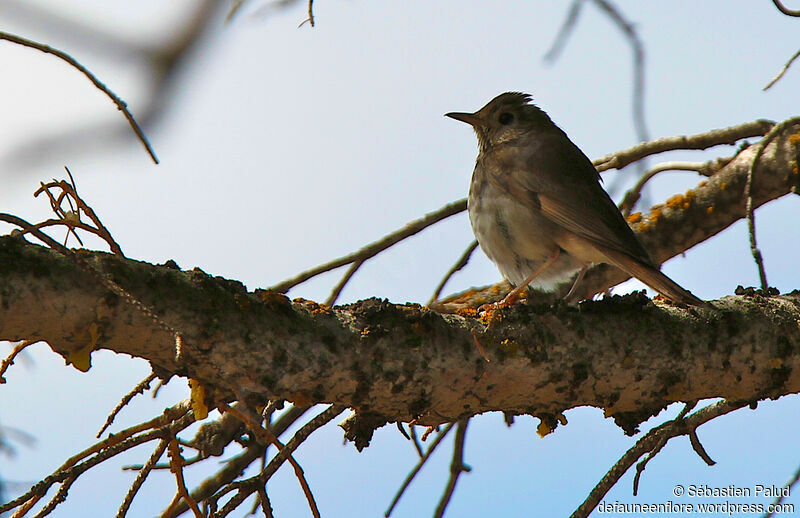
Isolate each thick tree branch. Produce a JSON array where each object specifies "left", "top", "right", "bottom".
[{"left": 2, "top": 234, "right": 800, "bottom": 436}]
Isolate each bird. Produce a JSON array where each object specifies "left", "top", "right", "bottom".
[{"left": 445, "top": 92, "right": 705, "bottom": 306}]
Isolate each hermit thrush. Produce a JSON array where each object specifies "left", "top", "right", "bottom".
[{"left": 446, "top": 92, "right": 704, "bottom": 306}]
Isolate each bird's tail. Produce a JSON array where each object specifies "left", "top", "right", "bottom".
[{"left": 602, "top": 249, "right": 710, "bottom": 307}]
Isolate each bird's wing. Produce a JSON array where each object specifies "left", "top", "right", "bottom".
[{"left": 486, "top": 128, "right": 655, "bottom": 266}]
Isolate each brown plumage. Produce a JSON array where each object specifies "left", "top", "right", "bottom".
[{"left": 446, "top": 92, "right": 705, "bottom": 306}]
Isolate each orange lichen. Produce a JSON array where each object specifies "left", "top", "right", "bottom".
[
  {"left": 789, "top": 131, "right": 800, "bottom": 145},
  {"left": 707, "top": 206, "right": 714, "bottom": 214},
  {"left": 311, "top": 305, "right": 332, "bottom": 316},
  {"left": 261, "top": 290, "right": 290, "bottom": 305},
  {"left": 665, "top": 194, "right": 684, "bottom": 210},
  {"left": 626, "top": 212, "right": 643, "bottom": 224},
  {"left": 649, "top": 206, "right": 662, "bottom": 224},
  {"left": 666, "top": 190, "right": 696, "bottom": 211},
  {"left": 455, "top": 307, "right": 479, "bottom": 318}
]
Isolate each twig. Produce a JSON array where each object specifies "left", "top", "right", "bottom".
[
  {"left": 30, "top": 475, "right": 77, "bottom": 518},
  {"left": 33, "top": 172, "right": 125, "bottom": 256},
  {"left": 298, "top": 0, "right": 315, "bottom": 27},
  {"left": 269, "top": 199, "right": 466, "bottom": 293},
  {"left": 97, "top": 372, "right": 158, "bottom": 438},
  {"left": 433, "top": 418, "right": 470, "bottom": 518},
  {"left": 772, "top": 0, "right": 800, "bottom": 16},
  {"left": 592, "top": 0, "right": 649, "bottom": 143},
  {"left": 763, "top": 463, "right": 800, "bottom": 518},
  {"left": 0, "top": 31, "right": 158, "bottom": 164},
  {"left": 629, "top": 398, "right": 698, "bottom": 491},
  {"left": 163, "top": 406, "right": 311, "bottom": 518},
  {"left": 592, "top": 119, "right": 775, "bottom": 172},
  {"left": 395, "top": 422, "right": 411, "bottom": 440},
  {"left": 219, "top": 401, "right": 321, "bottom": 518},
  {"left": 428, "top": 240, "right": 479, "bottom": 305},
  {"left": 257, "top": 487, "right": 274, "bottom": 518},
  {"left": 0, "top": 340, "right": 36, "bottom": 384},
  {"left": 744, "top": 117, "right": 800, "bottom": 290},
  {"left": 325, "top": 259, "right": 362, "bottom": 306},
  {"left": 166, "top": 439, "right": 203, "bottom": 518},
  {"left": 115, "top": 438, "right": 169, "bottom": 518},
  {"left": 261, "top": 399, "right": 285, "bottom": 427},
  {"left": 408, "top": 425, "right": 424, "bottom": 458},
  {"left": 764, "top": 48, "right": 800, "bottom": 90},
  {"left": 543, "top": 0, "right": 585, "bottom": 62},
  {"left": 570, "top": 400, "right": 747, "bottom": 518},
  {"left": 619, "top": 161, "right": 708, "bottom": 216},
  {"left": 385, "top": 423, "right": 455, "bottom": 517},
  {"left": 213, "top": 405, "right": 345, "bottom": 517},
  {"left": 1, "top": 408, "right": 195, "bottom": 516},
  {"left": 688, "top": 428, "right": 715, "bottom": 466}
]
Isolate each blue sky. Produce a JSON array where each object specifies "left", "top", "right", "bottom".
[{"left": 1, "top": 1, "right": 799, "bottom": 516}]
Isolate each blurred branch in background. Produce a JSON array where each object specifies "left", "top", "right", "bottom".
[
  {"left": 544, "top": 0, "right": 651, "bottom": 198},
  {"left": 0, "top": 0, "right": 219, "bottom": 167}
]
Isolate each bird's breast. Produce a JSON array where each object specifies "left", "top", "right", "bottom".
[{"left": 468, "top": 164, "right": 584, "bottom": 289}]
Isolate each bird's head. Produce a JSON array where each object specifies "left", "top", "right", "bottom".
[{"left": 446, "top": 92, "right": 553, "bottom": 152}]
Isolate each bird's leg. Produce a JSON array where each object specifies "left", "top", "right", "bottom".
[
  {"left": 498, "top": 249, "right": 560, "bottom": 305},
  {"left": 563, "top": 265, "right": 589, "bottom": 303}
]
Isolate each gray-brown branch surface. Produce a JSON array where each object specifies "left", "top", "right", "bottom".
[
  {"left": 2, "top": 240, "right": 800, "bottom": 437},
  {"left": 0, "top": 123, "right": 798, "bottom": 439}
]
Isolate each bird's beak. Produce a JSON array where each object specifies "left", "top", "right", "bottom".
[{"left": 445, "top": 112, "right": 484, "bottom": 127}]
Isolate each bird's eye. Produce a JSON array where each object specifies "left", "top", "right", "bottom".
[{"left": 498, "top": 112, "right": 514, "bottom": 125}]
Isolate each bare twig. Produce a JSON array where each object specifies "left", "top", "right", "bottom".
[
  {"left": 0, "top": 340, "right": 36, "bottom": 384},
  {"left": 261, "top": 399, "right": 285, "bottom": 426},
  {"left": 213, "top": 405, "right": 345, "bottom": 518},
  {"left": 166, "top": 439, "right": 203, "bottom": 518},
  {"left": 163, "top": 406, "right": 311, "bottom": 518},
  {"left": 593, "top": 119, "right": 775, "bottom": 172},
  {"left": 385, "top": 423, "right": 455, "bottom": 517},
  {"left": 433, "top": 418, "right": 470, "bottom": 518},
  {"left": 218, "top": 402, "right": 321, "bottom": 518},
  {"left": 257, "top": 487, "right": 274, "bottom": 518},
  {"left": 632, "top": 402, "right": 695, "bottom": 495},
  {"left": 408, "top": 425, "right": 425, "bottom": 458},
  {"left": 428, "top": 240, "right": 479, "bottom": 305},
  {"left": 115, "top": 438, "right": 169, "bottom": 518},
  {"left": 38, "top": 170, "right": 125, "bottom": 255},
  {"left": 97, "top": 372, "right": 158, "bottom": 438},
  {"left": 631, "top": 435, "right": 668, "bottom": 496},
  {"left": 325, "top": 259, "right": 363, "bottom": 306},
  {"left": 570, "top": 400, "right": 747, "bottom": 518},
  {"left": 763, "top": 463, "right": 800, "bottom": 518},
  {"left": 298, "top": 0, "right": 315, "bottom": 27},
  {"left": 543, "top": 0, "right": 585, "bottom": 62},
  {"left": 772, "top": 0, "right": 800, "bottom": 16},
  {"left": 764, "top": 49, "right": 800, "bottom": 90},
  {"left": 619, "top": 161, "right": 708, "bottom": 216},
  {"left": 0, "top": 31, "right": 158, "bottom": 164},
  {"left": 688, "top": 428, "right": 716, "bottom": 466},
  {"left": 592, "top": 0, "right": 649, "bottom": 143},
  {"left": 0, "top": 406, "right": 194, "bottom": 516},
  {"left": 744, "top": 117, "right": 800, "bottom": 290},
  {"left": 269, "top": 199, "right": 467, "bottom": 294}
]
